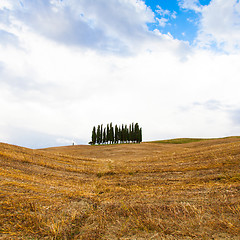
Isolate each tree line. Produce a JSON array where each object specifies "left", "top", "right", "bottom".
[{"left": 89, "top": 123, "right": 142, "bottom": 145}]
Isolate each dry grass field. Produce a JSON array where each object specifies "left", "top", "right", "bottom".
[{"left": 0, "top": 137, "right": 240, "bottom": 239}]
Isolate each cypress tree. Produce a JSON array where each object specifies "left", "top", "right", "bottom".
[
  {"left": 107, "top": 124, "right": 110, "bottom": 144},
  {"left": 124, "top": 126, "right": 126, "bottom": 143},
  {"left": 115, "top": 125, "right": 119, "bottom": 144},
  {"left": 123, "top": 125, "right": 126, "bottom": 143},
  {"left": 132, "top": 123, "right": 135, "bottom": 142},
  {"left": 100, "top": 124, "right": 103, "bottom": 144},
  {"left": 129, "top": 124, "right": 132, "bottom": 143},
  {"left": 122, "top": 125, "right": 125, "bottom": 143},
  {"left": 103, "top": 128, "right": 106, "bottom": 144},
  {"left": 125, "top": 124, "right": 130, "bottom": 143},
  {"left": 139, "top": 127, "right": 142, "bottom": 143},
  {"left": 121, "top": 124, "right": 124, "bottom": 143},
  {"left": 110, "top": 122, "right": 114, "bottom": 144},
  {"left": 97, "top": 125, "right": 101, "bottom": 145},
  {"left": 118, "top": 125, "right": 121, "bottom": 143},
  {"left": 135, "top": 123, "right": 139, "bottom": 143},
  {"left": 91, "top": 126, "right": 96, "bottom": 145},
  {"left": 91, "top": 122, "right": 142, "bottom": 145}
]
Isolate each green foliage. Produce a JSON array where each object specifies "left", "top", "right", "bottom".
[
  {"left": 110, "top": 123, "right": 114, "bottom": 144},
  {"left": 97, "top": 125, "right": 101, "bottom": 145},
  {"left": 115, "top": 125, "right": 119, "bottom": 144},
  {"left": 103, "top": 128, "right": 106, "bottom": 144},
  {"left": 107, "top": 124, "right": 110, "bottom": 144},
  {"left": 91, "top": 126, "right": 97, "bottom": 145},
  {"left": 90, "top": 123, "right": 142, "bottom": 145}
]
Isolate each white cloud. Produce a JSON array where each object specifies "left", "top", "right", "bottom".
[
  {"left": 0, "top": 30, "right": 19, "bottom": 46},
  {"left": 1, "top": 0, "right": 156, "bottom": 55},
  {"left": 179, "top": 0, "right": 240, "bottom": 53},
  {"left": 155, "top": 5, "right": 177, "bottom": 27},
  {"left": 1, "top": 29, "right": 240, "bottom": 147},
  {"left": 156, "top": 5, "right": 177, "bottom": 18},
  {"left": 196, "top": 0, "right": 240, "bottom": 53},
  {"left": 0, "top": 0, "right": 240, "bottom": 148},
  {"left": 178, "top": 0, "right": 202, "bottom": 12},
  {"left": 193, "top": 100, "right": 223, "bottom": 111},
  {"left": 156, "top": 17, "right": 169, "bottom": 27},
  {"left": 0, "top": 0, "right": 13, "bottom": 10},
  {"left": 156, "top": 6, "right": 171, "bottom": 16}
]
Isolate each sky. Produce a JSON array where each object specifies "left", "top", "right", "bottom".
[{"left": 1, "top": 0, "right": 240, "bottom": 148}]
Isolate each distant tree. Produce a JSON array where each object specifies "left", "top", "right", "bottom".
[
  {"left": 122, "top": 125, "right": 125, "bottom": 143},
  {"left": 97, "top": 125, "right": 101, "bottom": 145},
  {"left": 90, "top": 122, "right": 142, "bottom": 145},
  {"left": 110, "top": 122, "right": 114, "bottom": 144},
  {"left": 115, "top": 125, "right": 119, "bottom": 144},
  {"left": 135, "top": 123, "right": 140, "bottom": 143},
  {"left": 120, "top": 124, "right": 124, "bottom": 143},
  {"left": 129, "top": 124, "right": 132, "bottom": 142},
  {"left": 103, "top": 128, "right": 106, "bottom": 144},
  {"left": 100, "top": 124, "right": 103, "bottom": 144},
  {"left": 121, "top": 124, "right": 125, "bottom": 143},
  {"left": 131, "top": 123, "right": 135, "bottom": 142},
  {"left": 107, "top": 124, "right": 110, "bottom": 144},
  {"left": 125, "top": 125, "right": 129, "bottom": 143},
  {"left": 91, "top": 126, "right": 96, "bottom": 145},
  {"left": 139, "top": 127, "right": 142, "bottom": 143}
]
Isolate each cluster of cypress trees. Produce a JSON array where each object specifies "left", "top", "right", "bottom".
[{"left": 90, "top": 123, "right": 142, "bottom": 145}]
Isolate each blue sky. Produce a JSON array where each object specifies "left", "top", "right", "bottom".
[
  {"left": 145, "top": 0, "right": 211, "bottom": 42},
  {"left": 146, "top": 0, "right": 196, "bottom": 41},
  {"left": 0, "top": 0, "right": 240, "bottom": 148}
]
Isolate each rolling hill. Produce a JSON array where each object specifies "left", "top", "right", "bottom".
[{"left": 0, "top": 137, "right": 240, "bottom": 239}]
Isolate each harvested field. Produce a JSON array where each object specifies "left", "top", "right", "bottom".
[{"left": 0, "top": 137, "right": 240, "bottom": 239}]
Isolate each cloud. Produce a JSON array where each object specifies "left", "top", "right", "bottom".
[
  {"left": 196, "top": 0, "right": 240, "bottom": 53},
  {"left": 178, "top": 0, "right": 202, "bottom": 12},
  {"left": 156, "top": 6, "right": 176, "bottom": 18},
  {"left": 0, "top": 125, "right": 81, "bottom": 149},
  {"left": 1, "top": 0, "right": 157, "bottom": 55},
  {"left": 0, "top": 61, "right": 4, "bottom": 71},
  {"left": 226, "top": 107, "right": 240, "bottom": 137},
  {"left": 0, "top": 30, "right": 19, "bottom": 46},
  {"left": 0, "top": 5, "right": 19, "bottom": 47},
  {"left": 156, "top": 17, "right": 169, "bottom": 27},
  {"left": 1, "top": 40, "right": 240, "bottom": 147},
  {"left": 155, "top": 5, "right": 177, "bottom": 28},
  {"left": 0, "top": 0, "right": 13, "bottom": 10},
  {"left": 1, "top": 0, "right": 240, "bottom": 148},
  {"left": 179, "top": 0, "right": 240, "bottom": 53},
  {"left": 0, "top": 0, "right": 193, "bottom": 59},
  {"left": 193, "top": 99, "right": 223, "bottom": 110},
  {"left": 230, "top": 109, "right": 240, "bottom": 125}
]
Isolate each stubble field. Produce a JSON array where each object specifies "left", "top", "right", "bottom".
[{"left": 0, "top": 137, "right": 240, "bottom": 239}]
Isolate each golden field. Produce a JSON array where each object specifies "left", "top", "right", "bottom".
[{"left": 0, "top": 137, "right": 240, "bottom": 239}]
